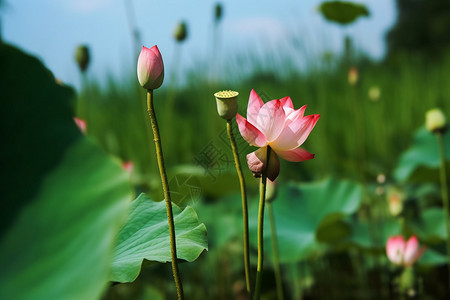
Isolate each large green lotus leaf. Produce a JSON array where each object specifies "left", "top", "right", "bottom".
[
  {"left": 318, "top": 1, "right": 369, "bottom": 25},
  {"left": 409, "top": 208, "right": 446, "bottom": 243},
  {"left": 192, "top": 193, "right": 244, "bottom": 248},
  {"left": 419, "top": 247, "right": 448, "bottom": 266},
  {"left": 346, "top": 218, "right": 401, "bottom": 250},
  {"left": 0, "top": 43, "right": 132, "bottom": 299},
  {"left": 249, "top": 177, "right": 363, "bottom": 263},
  {"left": 167, "top": 165, "right": 257, "bottom": 203},
  {"left": 394, "top": 127, "right": 450, "bottom": 183},
  {"left": 111, "top": 194, "right": 208, "bottom": 283}
]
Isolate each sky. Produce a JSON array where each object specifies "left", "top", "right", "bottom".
[{"left": 1, "top": 0, "right": 396, "bottom": 90}]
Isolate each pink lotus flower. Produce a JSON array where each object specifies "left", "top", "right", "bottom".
[
  {"left": 137, "top": 45, "right": 164, "bottom": 90},
  {"left": 236, "top": 89, "right": 320, "bottom": 181},
  {"left": 386, "top": 235, "right": 426, "bottom": 267},
  {"left": 73, "top": 117, "right": 87, "bottom": 134}
]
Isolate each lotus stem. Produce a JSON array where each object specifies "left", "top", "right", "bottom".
[
  {"left": 146, "top": 90, "right": 184, "bottom": 300},
  {"left": 254, "top": 146, "right": 271, "bottom": 300},
  {"left": 436, "top": 132, "right": 450, "bottom": 288},
  {"left": 226, "top": 119, "right": 252, "bottom": 296},
  {"left": 267, "top": 201, "right": 284, "bottom": 300}
]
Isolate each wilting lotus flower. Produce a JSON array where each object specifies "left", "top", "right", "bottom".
[
  {"left": 236, "top": 90, "right": 320, "bottom": 181},
  {"left": 137, "top": 45, "right": 164, "bottom": 90},
  {"left": 386, "top": 235, "right": 426, "bottom": 267}
]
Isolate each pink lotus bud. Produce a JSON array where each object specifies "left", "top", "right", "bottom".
[
  {"left": 348, "top": 67, "right": 358, "bottom": 86},
  {"left": 137, "top": 45, "right": 164, "bottom": 90},
  {"left": 386, "top": 235, "right": 426, "bottom": 267},
  {"left": 73, "top": 117, "right": 87, "bottom": 134},
  {"left": 122, "top": 161, "right": 134, "bottom": 174}
]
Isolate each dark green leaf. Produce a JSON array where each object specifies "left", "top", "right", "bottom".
[
  {"left": 0, "top": 43, "right": 132, "bottom": 299},
  {"left": 318, "top": 1, "right": 370, "bottom": 25}
]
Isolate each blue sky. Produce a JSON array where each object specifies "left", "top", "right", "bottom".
[{"left": 2, "top": 0, "right": 396, "bottom": 90}]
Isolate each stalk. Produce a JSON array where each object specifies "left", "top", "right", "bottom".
[
  {"left": 146, "top": 90, "right": 184, "bottom": 299},
  {"left": 436, "top": 132, "right": 450, "bottom": 288},
  {"left": 254, "top": 146, "right": 271, "bottom": 300},
  {"left": 226, "top": 119, "right": 252, "bottom": 296},
  {"left": 267, "top": 201, "right": 284, "bottom": 300}
]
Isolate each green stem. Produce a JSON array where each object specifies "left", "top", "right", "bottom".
[
  {"left": 146, "top": 90, "right": 184, "bottom": 300},
  {"left": 436, "top": 132, "right": 450, "bottom": 289},
  {"left": 226, "top": 120, "right": 252, "bottom": 297},
  {"left": 267, "top": 201, "right": 284, "bottom": 300},
  {"left": 254, "top": 146, "right": 271, "bottom": 300}
]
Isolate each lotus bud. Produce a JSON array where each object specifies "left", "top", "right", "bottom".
[
  {"left": 75, "top": 45, "right": 90, "bottom": 73},
  {"left": 214, "top": 90, "right": 239, "bottom": 120},
  {"left": 387, "top": 187, "right": 404, "bottom": 217},
  {"left": 368, "top": 85, "right": 381, "bottom": 101},
  {"left": 73, "top": 117, "right": 87, "bottom": 134},
  {"left": 122, "top": 161, "right": 134, "bottom": 174},
  {"left": 215, "top": 3, "right": 223, "bottom": 23},
  {"left": 348, "top": 66, "right": 358, "bottom": 87},
  {"left": 137, "top": 45, "right": 164, "bottom": 90},
  {"left": 174, "top": 21, "right": 188, "bottom": 43},
  {"left": 265, "top": 179, "right": 278, "bottom": 202},
  {"left": 246, "top": 147, "right": 280, "bottom": 181},
  {"left": 425, "top": 108, "right": 447, "bottom": 133}
]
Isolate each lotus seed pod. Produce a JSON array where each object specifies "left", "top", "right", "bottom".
[
  {"left": 174, "top": 21, "right": 188, "bottom": 43},
  {"left": 425, "top": 108, "right": 447, "bottom": 133},
  {"left": 214, "top": 90, "right": 239, "bottom": 120},
  {"left": 215, "top": 3, "right": 223, "bottom": 22},
  {"left": 75, "top": 45, "right": 90, "bottom": 73}
]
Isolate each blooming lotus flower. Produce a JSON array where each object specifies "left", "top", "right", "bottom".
[
  {"left": 236, "top": 90, "right": 320, "bottom": 181},
  {"left": 137, "top": 45, "right": 164, "bottom": 90},
  {"left": 386, "top": 235, "right": 426, "bottom": 267}
]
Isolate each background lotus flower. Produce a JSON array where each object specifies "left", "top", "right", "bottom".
[
  {"left": 73, "top": 117, "right": 87, "bottom": 134},
  {"left": 137, "top": 45, "right": 164, "bottom": 90},
  {"left": 386, "top": 235, "right": 426, "bottom": 267},
  {"left": 236, "top": 89, "right": 320, "bottom": 180}
]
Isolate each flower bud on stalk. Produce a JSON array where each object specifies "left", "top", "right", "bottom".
[
  {"left": 348, "top": 66, "right": 358, "bottom": 87},
  {"left": 137, "top": 45, "right": 164, "bottom": 90},
  {"left": 426, "top": 108, "right": 447, "bottom": 134},
  {"left": 215, "top": 3, "right": 223, "bottom": 23},
  {"left": 75, "top": 45, "right": 90, "bottom": 73},
  {"left": 265, "top": 179, "right": 278, "bottom": 203},
  {"left": 174, "top": 21, "right": 188, "bottom": 43}
]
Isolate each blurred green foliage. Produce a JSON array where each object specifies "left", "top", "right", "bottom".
[{"left": 387, "top": 0, "right": 450, "bottom": 62}]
